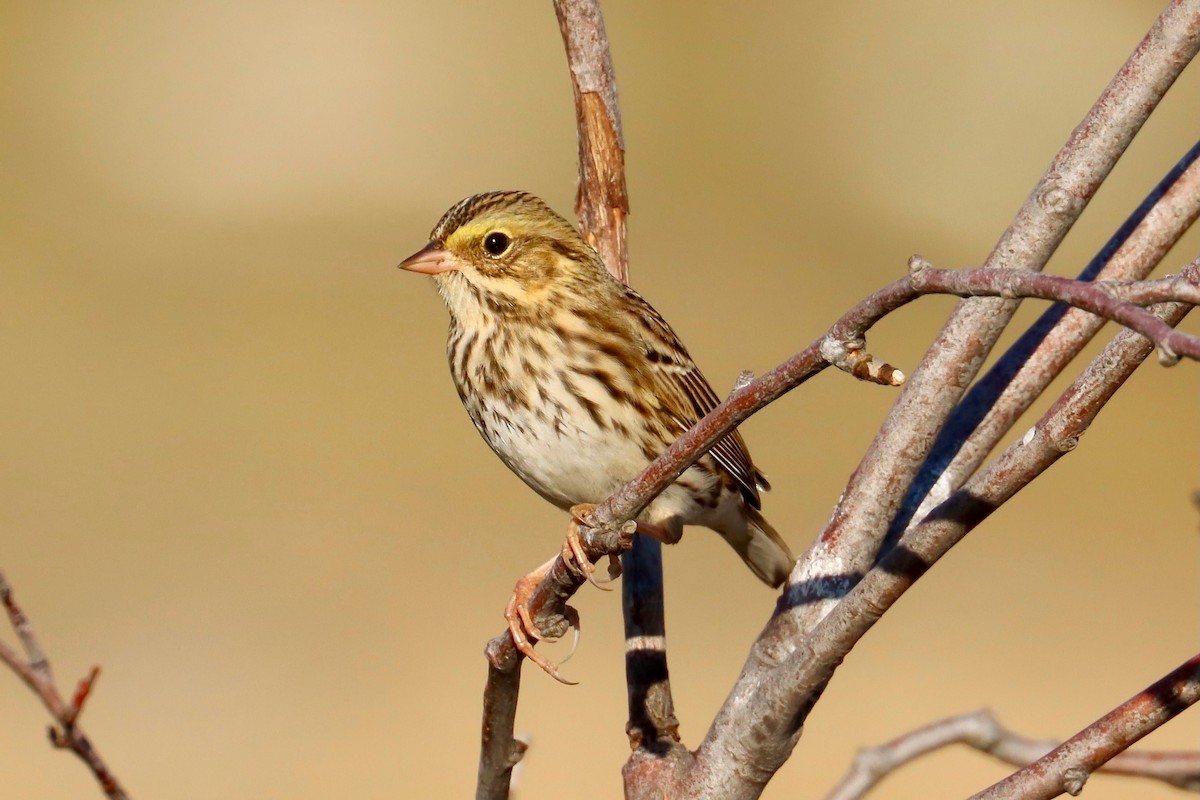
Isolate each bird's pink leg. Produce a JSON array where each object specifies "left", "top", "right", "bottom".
[{"left": 504, "top": 556, "right": 580, "bottom": 685}]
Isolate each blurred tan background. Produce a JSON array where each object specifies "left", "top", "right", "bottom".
[{"left": 2, "top": 2, "right": 1198, "bottom": 798}]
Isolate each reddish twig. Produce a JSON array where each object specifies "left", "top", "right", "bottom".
[
  {"left": 478, "top": 254, "right": 1200, "bottom": 794},
  {"left": 970, "top": 654, "right": 1200, "bottom": 799},
  {"left": 823, "top": 709, "right": 1200, "bottom": 800},
  {"left": 907, "top": 260, "right": 1200, "bottom": 364},
  {"left": 553, "top": 0, "right": 628, "bottom": 284},
  {"left": 0, "top": 570, "right": 129, "bottom": 800}
]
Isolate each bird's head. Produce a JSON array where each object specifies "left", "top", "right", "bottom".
[{"left": 399, "top": 191, "right": 608, "bottom": 321}]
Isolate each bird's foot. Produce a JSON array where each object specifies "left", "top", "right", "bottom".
[
  {"left": 565, "top": 504, "right": 622, "bottom": 590},
  {"left": 504, "top": 556, "right": 580, "bottom": 685}
]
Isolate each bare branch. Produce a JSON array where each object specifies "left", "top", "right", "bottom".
[
  {"left": 904, "top": 141, "right": 1200, "bottom": 526},
  {"left": 477, "top": 6, "right": 1200, "bottom": 797},
  {"left": 788, "top": 0, "right": 1200, "bottom": 638},
  {"left": 0, "top": 571, "right": 129, "bottom": 800},
  {"left": 823, "top": 709, "right": 1200, "bottom": 800},
  {"left": 684, "top": 287, "right": 1196, "bottom": 798},
  {"left": 907, "top": 261, "right": 1200, "bottom": 363},
  {"left": 553, "top": 0, "right": 628, "bottom": 284},
  {"left": 970, "top": 654, "right": 1200, "bottom": 799}
]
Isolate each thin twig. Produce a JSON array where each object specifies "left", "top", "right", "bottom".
[
  {"left": 970, "top": 654, "right": 1200, "bottom": 799},
  {"left": 0, "top": 571, "right": 129, "bottom": 800},
  {"left": 823, "top": 709, "right": 1200, "bottom": 800},
  {"left": 907, "top": 261, "right": 1200, "bottom": 364}
]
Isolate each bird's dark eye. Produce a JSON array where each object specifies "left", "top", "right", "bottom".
[{"left": 483, "top": 231, "right": 511, "bottom": 257}]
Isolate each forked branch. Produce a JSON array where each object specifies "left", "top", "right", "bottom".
[
  {"left": 970, "top": 653, "right": 1200, "bottom": 799},
  {"left": 824, "top": 709, "right": 1200, "bottom": 800},
  {"left": 0, "top": 571, "right": 128, "bottom": 799}
]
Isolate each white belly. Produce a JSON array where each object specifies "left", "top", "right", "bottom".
[{"left": 466, "top": 372, "right": 650, "bottom": 509}]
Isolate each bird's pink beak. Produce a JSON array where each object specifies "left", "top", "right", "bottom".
[{"left": 398, "top": 243, "right": 457, "bottom": 275}]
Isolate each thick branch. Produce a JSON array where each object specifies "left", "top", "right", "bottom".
[
  {"left": 790, "top": 0, "right": 1200, "bottom": 637},
  {"left": 823, "top": 709, "right": 1200, "bottom": 800},
  {"left": 0, "top": 571, "right": 129, "bottom": 800},
  {"left": 970, "top": 654, "right": 1200, "bottom": 799},
  {"left": 901, "top": 139, "right": 1200, "bottom": 528},
  {"left": 684, "top": 288, "right": 1196, "bottom": 798}
]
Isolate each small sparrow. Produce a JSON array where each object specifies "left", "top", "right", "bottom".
[{"left": 400, "top": 191, "right": 794, "bottom": 675}]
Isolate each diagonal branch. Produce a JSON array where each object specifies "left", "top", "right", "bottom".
[
  {"left": 823, "top": 709, "right": 1200, "bottom": 800},
  {"left": 970, "top": 653, "right": 1200, "bottom": 799},
  {"left": 684, "top": 285, "right": 1197, "bottom": 798},
  {"left": 0, "top": 570, "right": 129, "bottom": 800},
  {"left": 787, "top": 0, "right": 1200, "bottom": 639},
  {"left": 479, "top": 249, "right": 1200, "bottom": 791},
  {"left": 898, "top": 139, "right": 1200, "bottom": 532}
]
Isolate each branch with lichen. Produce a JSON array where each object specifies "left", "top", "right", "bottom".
[{"left": 0, "top": 570, "right": 129, "bottom": 800}]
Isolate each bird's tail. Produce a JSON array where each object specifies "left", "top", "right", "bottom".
[{"left": 720, "top": 506, "right": 795, "bottom": 588}]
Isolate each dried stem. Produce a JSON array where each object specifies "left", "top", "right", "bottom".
[
  {"left": 553, "top": 0, "right": 628, "bottom": 284},
  {"left": 970, "top": 654, "right": 1200, "bottom": 799},
  {"left": 0, "top": 571, "right": 129, "bottom": 799},
  {"left": 555, "top": 0, "right": 682, "bottom": 759},
  {"left": 823, "top": 709, "right": 1200, "bottom": 800}
]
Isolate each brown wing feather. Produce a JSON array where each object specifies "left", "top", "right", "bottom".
[{"left": 620, "top": 286, "right": 767, "bottom": 509}]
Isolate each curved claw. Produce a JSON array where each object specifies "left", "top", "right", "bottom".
[
  {"left": 565, "top": 503, "right": 624, "bottom": 591},
  {"left": 562, "top": 527, "right": 615, "bottom": 592},
  {"left": 503, "top": 558, "right": 580, "bottom": 685},
  {"left": 555, "top": 607, "right": 582, "bottom": 666}
]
